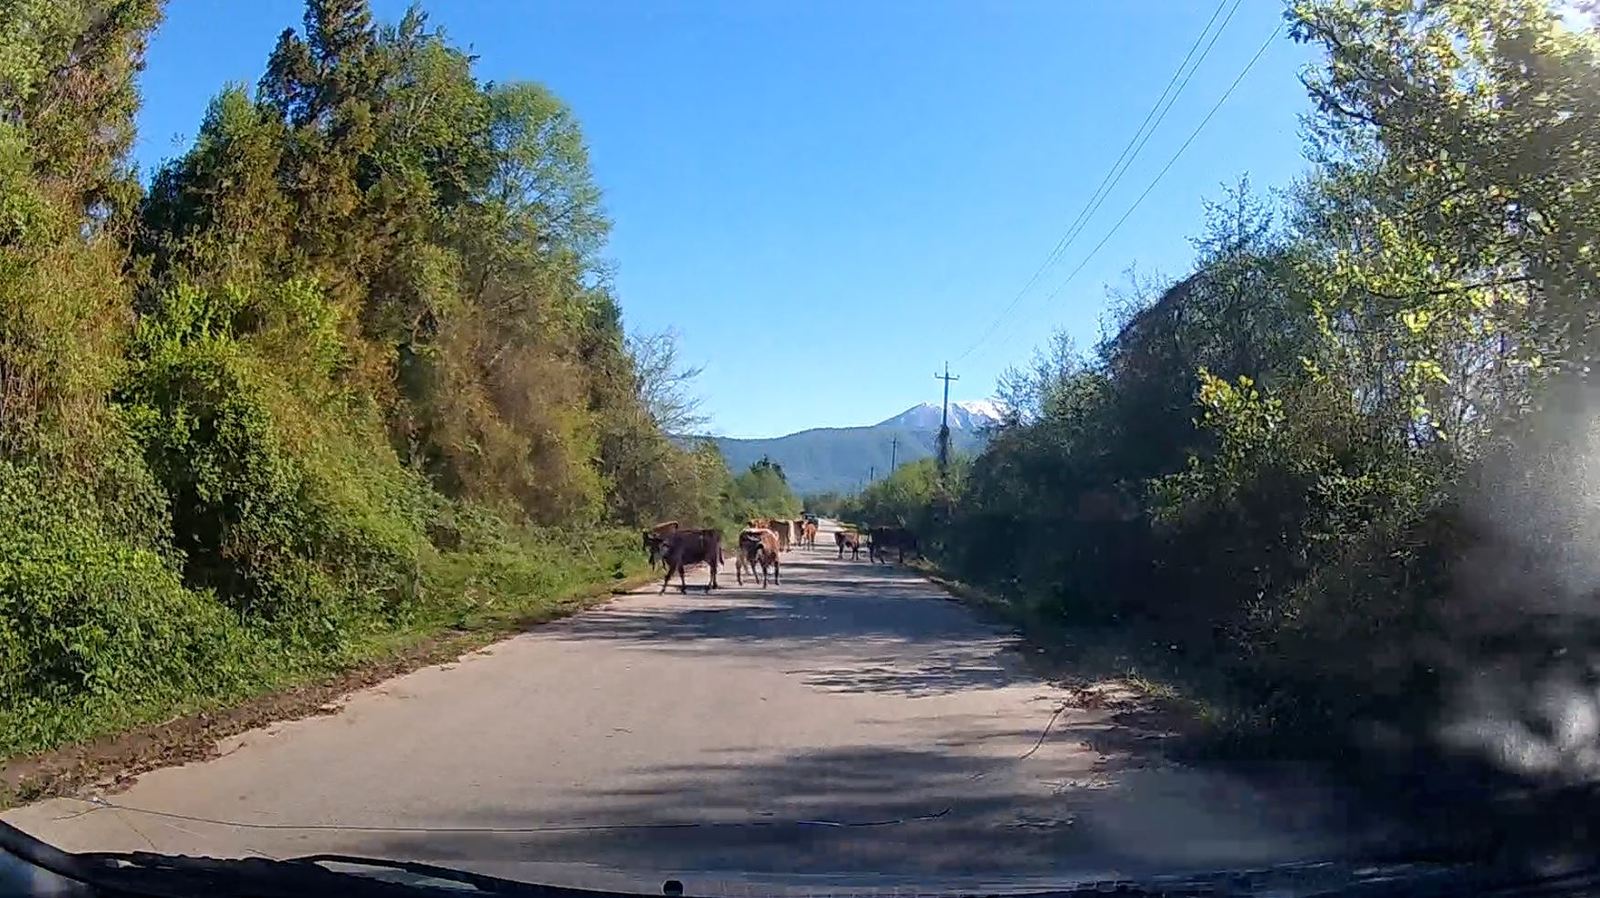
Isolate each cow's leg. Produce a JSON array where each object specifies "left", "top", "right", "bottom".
[
  {"left": 660, "top": 564, "right": 674, "bottom": 594},
  {"left": 707, "top": 561, "right": 718, "bottom": 593},
  {"left": 774, "top": 556, "right": 780, "bottom": 586},
  {"left": 678, "top": 565, "right": 688, "bottom": 594}
]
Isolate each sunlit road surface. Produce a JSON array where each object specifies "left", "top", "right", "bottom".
[{"left": 4, "top": 522, "right": 1374, "bottom": 892}]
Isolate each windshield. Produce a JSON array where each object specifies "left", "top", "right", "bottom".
[{"left": 2, "top": 0, "right": 1599, "bottom": 893}]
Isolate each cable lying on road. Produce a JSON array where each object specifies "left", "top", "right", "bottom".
[
  {"left": 1018, "top": 703, "right": 1069, "bottom": 762},
  {"left": 55, "top": 797, "right": 952, "bottom": 833}
]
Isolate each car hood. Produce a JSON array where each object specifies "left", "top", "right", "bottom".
[{"left": 404, "top": 857, "right": 1487, "bottom": 897}]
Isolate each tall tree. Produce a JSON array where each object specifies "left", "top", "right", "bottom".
[{"left": 0, "top": 0, "right": 162, "bottom": 461}]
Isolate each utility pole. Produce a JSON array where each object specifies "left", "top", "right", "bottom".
[
  {"left": 933, "top": 362, "right": 960, "bottom": 476},
  {"left": 889, "top": 435, "right": 899, "bottom": 473},
  {"left": 869, "top": 465, "right": 875, "bottom": 483}
]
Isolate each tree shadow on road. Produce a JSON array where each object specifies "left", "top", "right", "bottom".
[
  {"left": 545, "top": 584, "right": 1031, "bottom": 699},
  {"left": 363, "top": 741, "right": 1381, "bottom": 882}
]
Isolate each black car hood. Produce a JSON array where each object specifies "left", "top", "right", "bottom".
[{"left": 309, "top": 855, "right": 1563, "bottom": 898}]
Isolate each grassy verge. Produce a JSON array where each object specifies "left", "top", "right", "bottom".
[{"left": 0, "top": 527, "right": 653, "bottom": 809}]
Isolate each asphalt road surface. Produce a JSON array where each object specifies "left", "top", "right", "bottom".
[{"left": 5, "top": 522, "right": 1377, "bottom": 892}]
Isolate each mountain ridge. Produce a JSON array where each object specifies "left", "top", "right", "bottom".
[{"left": 706, "top": 401, "right": 1002, "bottom": 495}]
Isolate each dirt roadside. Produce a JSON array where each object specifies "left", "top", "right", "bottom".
[
  {"left": 0, "top": 571, "right": 657, "bottom": 811},
  {"left": 913, "top": 566, "right": 1209, "bottom": 732},
  {"left": 909, "top": 563, "right": 1600, "bottom": 867}
]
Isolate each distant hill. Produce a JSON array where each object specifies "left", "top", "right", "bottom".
[{"left": 708, "top": 401, "right": 1002, "bottom": 495}]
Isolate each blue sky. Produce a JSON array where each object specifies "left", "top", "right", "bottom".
[{"left": 133, "top": 1, "right": 1318, "bottom": 438}]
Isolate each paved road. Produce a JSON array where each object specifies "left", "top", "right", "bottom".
[{"left": 5, "top": 523, "right": 1371, "bottom": 891}]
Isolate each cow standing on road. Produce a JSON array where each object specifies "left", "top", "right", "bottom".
[
  {"left": 801, "top": 521, "right": 818, "bottom": 548},
  {"left": 769, "top": 519, "right": 793, "bottom": 552},
  {"left": 868, "top": 527, "right": 919, "bottom": 564},
  {"left": 736, "top": 528, "right": 781, "bottom": 588},
  {"left": 835, "top": 530, "right": 862, "bottom": 560},
  {"left": 641, "top": 520, "right": 680, "bottom": 570},
  {"left": 659, "top": 529, "right": 722, "bottom": 594}
]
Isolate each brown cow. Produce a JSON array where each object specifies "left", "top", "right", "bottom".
[
  {"left": 641, "top": 520, "right": 680, "bottom": 570},
  {"left": 801, "top": 521, "right": 818, "bottom": 548},
  {"left": 835, "top": 530, "right": 862, "bottom": 560},
  {"left": 658, "top": 529, "right": 722, "bottom": 594},
  {"left": 735, "top": 527, "right": 780, "bottom": 588},
  {"left": 767, "top": 519, "right": 793, "bottom": 551}
]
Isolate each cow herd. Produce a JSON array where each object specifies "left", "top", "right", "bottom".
[
  {"left": 640, "top": 517, "right": 919, "bottom": 594},
  {"left": 835, "top": 526, "right": 919, "bottom": 564}
]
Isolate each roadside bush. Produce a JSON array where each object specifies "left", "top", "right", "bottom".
[
  {"left": 0, "top": 463, "right": 264, "bottom": 753},
  {"left": 0, "top": 0, "right": 740, "bottom": 764},
  {"left": 120, "top": 282, "right": 431, "bottom": 649}
]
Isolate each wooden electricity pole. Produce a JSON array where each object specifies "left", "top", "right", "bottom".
[{"left": 933, "top": 362, "right": 960, "bottom": 476}]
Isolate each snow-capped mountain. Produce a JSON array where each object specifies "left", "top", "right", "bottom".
[
  {"left": 876, "top": 400, "right": 1006, "bottom": 431},
  {"left": 706, "top": 400, "right": 1006, "bottom": 495}
]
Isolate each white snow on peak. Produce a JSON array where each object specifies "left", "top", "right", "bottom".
[
  {"left": 875, "top": 399, "right": 1006, "bottom": 431},
  {"left": 953, "top": 399, "right": 1006, "bottom": 423}
]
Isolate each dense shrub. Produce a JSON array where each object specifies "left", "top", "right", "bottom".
[
  {"left": 0, "top": 463, "right": 268, "bottom": 752},
  {"left": 873, "top": 1, "right": 1600, "bottom": 775},
  {"left": 0, "top": 0, "right": 735, "bottom": 758}
]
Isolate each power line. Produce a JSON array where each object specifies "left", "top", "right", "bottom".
[
  {"left": 953, "top": 0, "right": 1243, "bottom": 364},
  {"left": 1028, "top": 0, "right": 1245, "bottom": 281},
  {"left": 1012, "top": 0, "right": 1243, "bottom": 296},
  {"left": 983, "top": 23, "right": 1285, "bottom": 355}
]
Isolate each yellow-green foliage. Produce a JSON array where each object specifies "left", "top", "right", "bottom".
[
  {"left": 0, "top": 0, "right": 729, "bottom": 758},
  {"left": 725, "top": 457, "right": 803, "bottom": 525},
  {"left": 916, "top": 1, "right": 1600, "bottom": 758}
]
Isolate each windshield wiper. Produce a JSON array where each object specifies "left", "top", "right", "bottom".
[
  {"left": 71, "top": 850, "right": 611, "bottom": 897},
  {"left": 1, "top": 817, "right": 620, "bottom": 898}
]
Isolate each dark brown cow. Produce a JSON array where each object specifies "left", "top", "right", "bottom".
[
  {"left": 658, "top": 529, "right": 722, "bottom": 594},
  {"left": 735, "top": 527, "right": 780, "bottom": 588},
  {"left": 641, "top": 520, "right": 680, "bottom": 570},
  {"left": 868, "top": 526, "right": 919, "bottom": 564},
  {"left": 835, "top": 530, "right": 862, "bottom": 560}
]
